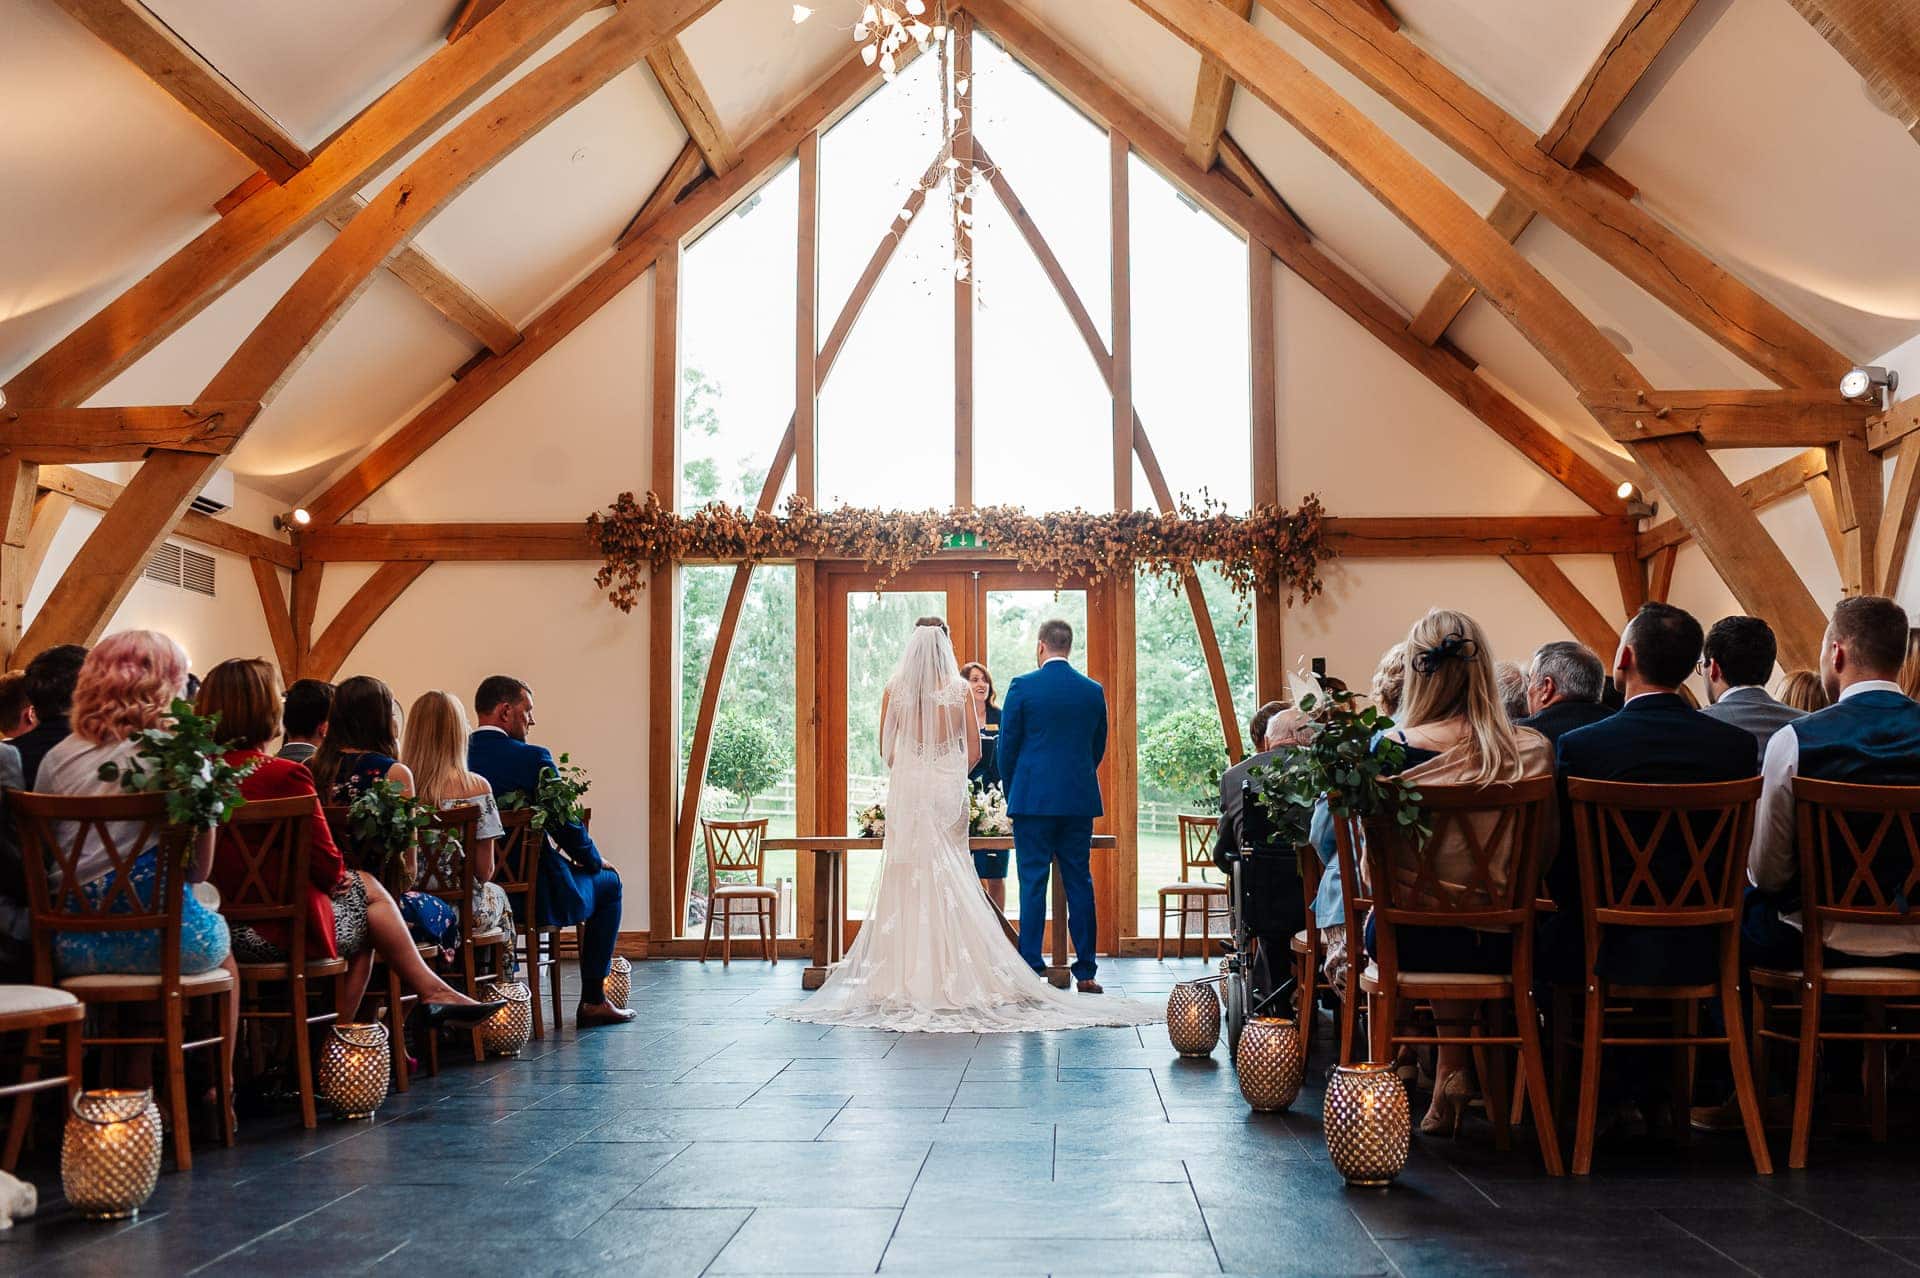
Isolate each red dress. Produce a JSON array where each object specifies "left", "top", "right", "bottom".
[{"left": 210, "top": 750, "right": 348, "bottom": 958}]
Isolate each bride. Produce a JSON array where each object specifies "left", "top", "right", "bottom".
[{"left": 776, "top": 617, "right": 1157, "bottom": 1033}]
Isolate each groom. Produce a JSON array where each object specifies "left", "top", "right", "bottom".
[{"left": 998, "top": 619, "right": 1108, "bottom": 993}]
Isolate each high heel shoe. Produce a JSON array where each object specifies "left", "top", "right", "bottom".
[
  {"left": 424, "top": 999, "right": 506, "bottom": 1027},
  {"left": 1420, "top": 1071, "right": 1473, "bottom": 1138}
]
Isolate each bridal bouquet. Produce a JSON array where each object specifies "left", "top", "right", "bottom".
[
  {"left": 856, "top": 802, "right": 886, "bottom": 839},
  {"left": 968, "top": 783, "right": 1012, "bottom": 837}
]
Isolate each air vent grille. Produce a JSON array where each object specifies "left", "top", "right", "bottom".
[{"left": 142, "top": 542, "right": 216, "bottom": 597}]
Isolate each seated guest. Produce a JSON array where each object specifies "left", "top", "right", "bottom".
[
  {"left": 37, "top": 632, "right": 236, "bottom": 1094},
  {"left": 1213, "top": 699, "right": 1287, "bottom": 864},
  {"left": 196, "top": 659, "right": 500, "bottom": 1026},
  {"left": 36, "top": 634, "right": 234, "bottom": 988},
  {"left": 13, "top": 643, "right": 87, "bottom": 787},
  {"left": 469, "top": 675, "right": 633, "bottom": 1027},
  {"left": 1547, "top": 604, "right": 1759, "bottom": 989},
  {"left": 402, "top": 690, "right": 517, "bottom": 973},
  {"left": 1516, "top": 641, "right": 1613, "bottom": 743},
  {"left": 1776, "top": 668, "right": 1830, "bottom": 713},
  {"left": 277, "top": 678, "right": 332, "bottom": 764},
  {"left": 1495, "top": 660, "right": 1529, "bottom": 722},
  {"left": 1747, "top": 596, "right": 1920, "bottom": 968},
  {"left": 309, "top": 676, "right": 460, "bottom": 950},
  {"left": 0, "top": 734, "right": 24, "bottom": 979},
  {"left": 0, "top": 671, "right": 34, "bottom": 739},
  {"left": 1358, "top": 609, "right": 1555, "bottom": 1136},
  {"left": 1699, "top": 615, "right": 1804, "bottom": 752},
  {"left": 1370, "top": 643, "right": 1407, "bottom": 716}
]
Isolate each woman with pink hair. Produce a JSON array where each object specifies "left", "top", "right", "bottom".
[{"left": 36, "top": 631, "right": 233, "bottom": 979}]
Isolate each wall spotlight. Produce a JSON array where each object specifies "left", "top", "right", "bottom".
[
  {"left": 1616, "top": 482, "right": 1657, "bottom": 520},
  {"left": 273, "top": 508, "right": 312, "bottom": 533},
  {"left": 1840, "top": 364, "right": 1898, "bottom": 410}
]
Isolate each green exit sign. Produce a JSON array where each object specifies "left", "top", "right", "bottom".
[{"left": 943, "top": 531, "right": 980, "bottom": 550}]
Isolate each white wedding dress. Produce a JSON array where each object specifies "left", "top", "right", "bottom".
[{"left": 776, "top": 624, "right": 1159, "bottom": 1034}]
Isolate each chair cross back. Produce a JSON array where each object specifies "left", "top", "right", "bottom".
[
  {"left": 1568, "top": 778, "right": 1759, "bottom": 927},
  {"left": 703, "top": 819, "right": 769, "bottom": 884},
  {"left": 1794, "top": 777, "right": 1920, "bottom": 925},
  {"left": 1363, "top": 777, "right": 1555, "bottom": 930},
  {"left": 217, "top": 796, "right": 318, "bottom": 925},
  {"left": 418, "top": 804, "right": 484, "bottom": 905},
  {"left": 495, "top": 807, "right": 540, "bottom": 895},
  {"left": 14, "top": 791, "right": 180, "bottom": 935},
  {"left": 1177, "top": 815, "right": 1219, "bottom": 880}
]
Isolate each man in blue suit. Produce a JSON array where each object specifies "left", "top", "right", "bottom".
[
  {"left": 468, "top": 675, "right": 634, "bottom": 1027},
  {"left": 998, "top": 619, "right": 1108, "bottom": 992}
]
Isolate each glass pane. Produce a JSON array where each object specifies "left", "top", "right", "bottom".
[
  {"left": 972, "top": 32, "right": 1110, "bottom": 341},
  {"left": 819, "top": 49, "right": 943, "bottom": 318},
  {"left": 1128, "top": 152, "right": 1249, "bottom": 513},
  {"left": 681, "top": 160, "right": 799, "bottom": 511},
  {"left": 817, "top": 209, "right": 954, "bottom": 510},
  {"left": 1134, "top": 567, "right": 1247, "bottom": 934},
  {"left": 845, "top": 588, "right": 949, "bottom": 918},
  {"left": 680, "top": 565, "right": 798, "bottom": 935},
  {"left": 972, "top": 179, "right": 1113, "bottom": 512},
  {"left": 983, "top": 587, "right": 1088, "bottom": 923}
]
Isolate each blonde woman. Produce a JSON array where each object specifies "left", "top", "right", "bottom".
[
  {"left": 1776, "top": 668, "right": 1831, "bottom": 713},
  {"left": 1362, "top": 609, "right": 1553, "bottom": 1136},
  {"left": 402, "top": 691, "right": 517, "bottom": 973}
]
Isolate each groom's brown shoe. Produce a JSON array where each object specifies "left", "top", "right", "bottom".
[{"left": 1077, "top": 980, "right": 1103, "bottom": 994}]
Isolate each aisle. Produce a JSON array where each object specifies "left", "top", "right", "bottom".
[{"left": 6, "top": 959, "right": 1877, "bottom": 1276}]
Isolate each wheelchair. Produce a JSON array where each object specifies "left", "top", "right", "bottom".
[{"left": 1215, "top": 778, "right": 1309, "bottom": 1057}]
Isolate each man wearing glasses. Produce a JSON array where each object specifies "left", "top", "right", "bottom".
[{"left": 1697, "top": 615, "right": 1806, "bottom": 754}]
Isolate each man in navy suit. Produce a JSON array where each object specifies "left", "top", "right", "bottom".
[
  {"left": 998, "top": 619, "right": 1108, "bottom": 992},
  {"left": 468, "top": 675, "right": 634, "bottom": 1027},
  {"left": 1547, "top": 603, "right": 1761, "bottom": 988}
]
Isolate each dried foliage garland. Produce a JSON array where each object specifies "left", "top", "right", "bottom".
[{"left": 587, "top": 492, "right": 1334, "bottom": 613}]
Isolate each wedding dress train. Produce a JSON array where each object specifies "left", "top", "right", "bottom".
[{"left": 775, "top": 626, "right": 1158, "bottom": 1034}]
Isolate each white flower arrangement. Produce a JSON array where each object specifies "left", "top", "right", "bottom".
[
  {"left": 856, "top": 802, "right": 887, "bottom": 839},
  {"left": 969, "top": 783, "right": 1012, "bottom": 837}
]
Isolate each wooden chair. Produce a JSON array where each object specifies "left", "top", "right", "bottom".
[
  {"left": 0, "top": 986, "right": 84, "bottom": 1172},
  {"left": 497, "top": 807, "right": 560, "bottom": 1039},
  {"left": 1157, "top": 814, "right": 1228, "bottom": 960},
  {"left": 1290, "top": 846, "right": 1322, "bottom": 1063},
  {"left": 221, "top": 795, "right": 347, "bottom": 1131},
  {"left": 1751, "top": 777, "right": 1920, "bottom": 1169},
  {"left": 419, "top": 803, "right": 507, "bottom": 1061},
  {"left": 1566, "top": 777, "right": 1771, "bottom": 1175},
  {"left": 323, "top": 803, "right": 437, "bottom": 1090},
  {"left": 1341, "top": 777, "right": 1563, "bottom": 1174},
  {"left": 700, "top": 818, "right": 776, "bottom": 965},
  {"left": 15, "top": 791, "right": 236, "bottom": 1171}
]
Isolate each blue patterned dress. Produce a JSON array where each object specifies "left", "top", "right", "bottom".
[{"left": 330, "top": 751, "right": 460, "bottom": 950}]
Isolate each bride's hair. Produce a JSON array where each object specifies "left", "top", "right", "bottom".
[{"left": 914, "top": 616, "right": 948, "bottom": 633}]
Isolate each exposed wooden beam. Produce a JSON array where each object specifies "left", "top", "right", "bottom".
[
  {"left": 324, "top": 197, "right": 519, "bottom": 355},
  {"left": 1243, "top": 0, "right": 1852, "bottom": 389},
  {"left": 1127, "top": 0, "right": 1829, "bottom": 668},
  {"left": 1539, "top": 0, "right": 1698, "bottom": 162},
  {"left": 447, "top": 0, "right": 508, "bottom": 42},
  {"left": 303, "top": 561, "right": 432, "bottom": 683},
  {"left": 648, "top": 240, "right": 681, "bottom": 939},
  {"left": 618, "top": 141, "right": 707, "bottom": 250},
  {"left": 1505, "top": 554, "right": 1622, "bottom": 660},
  {"left": 1328, "top": 516, "right": 1634, "bottom": 557},
  {"left": 1110, "top": 128, "right": 1133, "bottom": 512},
  {"left": 309, "top": 47, "right": 897, "bottom": 526},
  {"left": 969, "top": 5, "right": 1625, "bottom": 517},
  {"left": 249, "top": 557, "right": 297, "bottom": 682},
  {"left": 300, "top": 523, "right": 597, "bottom": 562},
  {"left": 1581, "top": 389, "right": 1865, "bottom": 448},
  {"left": 22, "top": 492, "right": 73, "bottom": 601},
  {"left": 796, "top": 130, "right": 820, "bottom": 506},
  {"left": 35, "top": 463, "right": 297, "bottom": 569},
  {"left": 1612, "top": 549, "right": 1647, "bottom": 619},
  {"left": 1635, "top": 448, "right": 1829, "bottom": 557},
  {"left": 291, "top": 562, "right": 322, "bottom": 673},
  {"left": 1249, "top": 236, "right": 1286, "bottom": 705},
  {"left": 1215, "top": 134, "right": 1312, "bottom": 246},
  {"left": 11, "top": 0, "right": 598, "bottom": 411},
  {"left": 19, "top": 0, "right": 724, "bottom": 665},
  {"left": 1647, "top": 545, "right": 1677, "bottom": 603},
  {"left": 1867, "top": 391, "right": 1920, "bottom": 451},
  {"left": 1184, "top": 0, "right": 1256, "bottom": 172},
  {"left": 645, "top": 37, "right": 740, "bottom": 175},
  {"left": 1827, "top": 430, "right": 1884, "bottom": 594},
  {"left": 0, "top": 462, "right": 39, "bottom": 662},
  {"left": 1405, "top": 192, "right": 1533, "bottom": 344},
  {"left": 0, "top": 402, "right": 256, "bottom": 463},
  {"left": 1789, "top": 0, "right": 1920, "bottom": 144},
  {"left": 1877, "top": 438, "right": 1920, "bottom": 595},
  {"left": 54, "top": 0, "right": 311, "bottom": 182}
]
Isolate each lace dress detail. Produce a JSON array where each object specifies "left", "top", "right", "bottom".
[{"left": 776, "top": 629, "right": 1158, "bottom": 1033}]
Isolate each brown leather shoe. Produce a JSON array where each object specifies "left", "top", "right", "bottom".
[
  {"left": 577, "top": 1001, "right": 638, "bottom": 1027},
  {"left": 1077, "top": 979, "right": 1103, "bottom": 994}
]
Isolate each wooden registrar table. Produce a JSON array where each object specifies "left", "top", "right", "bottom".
[{"left": 763, "top": 836, "right": 1118, "bottom": 990}]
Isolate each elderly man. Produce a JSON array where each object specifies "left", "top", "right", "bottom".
[
  {"left": 1214, "top": 700, "right": 1288, "bottom": 864},
  {"left": 1517, "top": 640, "right": 1614, "bottom": 744}
]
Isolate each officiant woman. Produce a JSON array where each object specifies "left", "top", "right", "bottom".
[{"left": 962, "top": 661, "right": 1007, "bottom": 909}]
